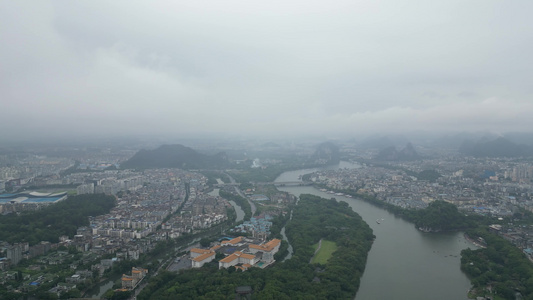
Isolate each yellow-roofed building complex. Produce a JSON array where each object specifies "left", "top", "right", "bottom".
[
  {"left": 189, "top": 237, "right": 281, "bottom": 271},
  {"left": 248, "top": 239, "right": 281, "bottom": 263},
  {"left": 189, "top": 245, "right": 220, "bottom": 268},
  {"left": 218, "top": 251, "right": 257, "bottom": 269}
]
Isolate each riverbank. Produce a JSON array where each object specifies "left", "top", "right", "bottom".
[
  {"left": 275, "top": 162, "right": 475, "bottom": 300},
  {"left": 463, "top": 233, "right": 487, "bottom": 249}
]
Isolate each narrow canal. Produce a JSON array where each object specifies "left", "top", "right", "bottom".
[{"left": 209, "top": 187, "right": 245, "bottom": 223}]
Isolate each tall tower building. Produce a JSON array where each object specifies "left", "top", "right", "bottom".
[{"left": 7, "top": 244, "right": 22, "bottom": 265}]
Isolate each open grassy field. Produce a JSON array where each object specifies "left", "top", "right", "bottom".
[{"left": 311, "top": 240, "right": 338, "bottom": 264}]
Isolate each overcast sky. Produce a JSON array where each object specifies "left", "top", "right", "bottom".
[{"left": 1, "top": 1, "right": 533, "bottom": 141}]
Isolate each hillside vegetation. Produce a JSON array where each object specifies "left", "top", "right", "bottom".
[{"left": 413, "top": 200, "right": 476, "bottom": 232}]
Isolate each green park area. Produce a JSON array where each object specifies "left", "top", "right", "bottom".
[{"left": 311, "top": 240, "right": 338, "bottom": 265}]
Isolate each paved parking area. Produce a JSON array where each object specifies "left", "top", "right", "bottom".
[{"left": 167, "top": 255, "right": 192, "bottom": 272}]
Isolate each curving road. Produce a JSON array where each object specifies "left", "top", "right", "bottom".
[{"left": 310, "top": 238, "right": 323, "bottom": 263}]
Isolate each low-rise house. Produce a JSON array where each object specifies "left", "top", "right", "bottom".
[{"left": 121, "top": 267, "right": 148, "bottom": 290}]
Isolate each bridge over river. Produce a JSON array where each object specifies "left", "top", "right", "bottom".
[{"left": 214, "top": 181, "right": 313, "bottom": 187}]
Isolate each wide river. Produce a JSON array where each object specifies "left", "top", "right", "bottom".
[{"left": 275, "top": 161, "right": 476, "bottom": 300}]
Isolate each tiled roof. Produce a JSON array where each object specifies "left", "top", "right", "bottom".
[
  {"left": 190, "top": 248, "right": 211, "bottom": 254},
  {"left": 250, "top": 239, "right": 281, "bottom": 252},
  {"left": 221, "top": 236, "right": 244, "bottom": 245},
  {"left": 239, "top": 252, "right": 255, "bottom": 260},
  {"left": 192, "top": 251, "right": 215, "bottom": 262},
  {"left": 220, "top": 251, "right": 255, "bottom": 263},
  {"left": 220, "top": 253, "right": 238, "bottom": 263}
]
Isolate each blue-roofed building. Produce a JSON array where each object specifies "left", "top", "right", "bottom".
[
  {"left": 232, "top": 214, "right": 273, "bottom": 238},
  {"left": 0, "top": 191, "right": 67, "bottom": 204},
  {"left": 0, "top": 191, "right": 67, "bottom": 213}
]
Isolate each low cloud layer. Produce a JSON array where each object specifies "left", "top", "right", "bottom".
[{"left": 2, "top": 1, "right": 532, "bottom": 140}]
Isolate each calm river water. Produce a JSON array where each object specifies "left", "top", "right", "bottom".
[{"left": 275, "top": 162, "right": 476, "bottom": 300}]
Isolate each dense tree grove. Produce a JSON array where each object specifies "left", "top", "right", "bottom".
[
  {"left": 413, "top": 200, "right": 477, "bottom": 231},
  {"left": 0, "top": 194, "right": 116, "bottom": 245},
  {"left": 284, "top": 194, "right": 375, "bottom": 296},
  {"left": 137, "top": 194, "right": 374, "bottom": 299},
  {"left": 461, "top": 228, "right": 533, "bottom": 299}
]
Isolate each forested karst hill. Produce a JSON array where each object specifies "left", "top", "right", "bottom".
[
  {"left": 121, "top": 144, "right": 228, "bottom": 169},
  {"left": 459, "top": 137, "right": 533, "bottom": 157},
  {"left": 414, "top": 200, "right": 476, "bottom": 232},
  {"left": 375, "top": 142, "right": 420, "bottom": 161},
  {"left": 310, "top": 142, "right": 340, "bottom": 164}
]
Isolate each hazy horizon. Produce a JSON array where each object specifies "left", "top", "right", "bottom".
[{"left": 2, "top": 1, "right": 533, "bottom": 141}]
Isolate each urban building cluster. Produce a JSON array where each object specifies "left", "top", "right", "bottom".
[
  {"left": 0, "top": 154, "right": 72, "bottom": 188},
  {"left": 0, "top": 167, "right": 240, "bottom": 297},
  {"left": 0, "top": 148, "right": 135, "bottom": 194},
  {"left": 309, "top": 158, "right": 533, "bottom": 215},
  {"left": 73, "top": 170, "right": 144, "bottom": 195},
  {"left": 0, "top": 241, "right": 54, "bottom": 270},
  {"left": 162, "top": 187, "right": 231, "bottom": 236},
  {"left": 76, "top": 169, "right": 223, "bottom": 257}
]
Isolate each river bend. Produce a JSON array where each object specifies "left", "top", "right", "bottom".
[{"left": 275, "top": 162, "right": 475, "bottom": 300}]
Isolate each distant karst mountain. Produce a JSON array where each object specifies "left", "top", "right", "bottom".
[
  {"left": 375, "top": 142, "right": 420, "bottom": 161},
  {"left": 359, "top": 135, "right": 410, "bottom": 149},
  {"left": 311, "top": 142, "right": 340, "bottom": 164},
  {"left": 121, "top": 144, "right": 228, "bottom": 169},
  {"left": 261, "top": 142, "right": 281, "bottom": 148},
  {"left": 459, "top": 137, "right": 533, "bottom": 157},
  {"left": 432, "top": 132, "right": 500, "bottom": 149}
]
